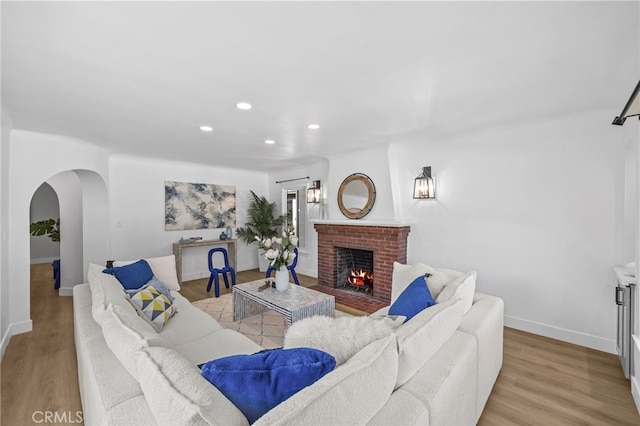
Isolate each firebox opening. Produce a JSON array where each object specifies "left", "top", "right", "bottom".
[{"left": 336, "top": 247, "right": 374, "bottom": 295}]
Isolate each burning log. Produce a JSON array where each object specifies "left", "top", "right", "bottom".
[{"left": 347, "top": 269, "right": 374, "bottom": 287}]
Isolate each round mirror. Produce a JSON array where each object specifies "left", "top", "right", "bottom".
[{"left": 337, "top": 173, "right": 376, "bottom": 219}]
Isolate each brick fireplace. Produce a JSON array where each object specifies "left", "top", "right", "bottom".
[{"left": 314, "top": 222, "right": 410, "bottom": 305}]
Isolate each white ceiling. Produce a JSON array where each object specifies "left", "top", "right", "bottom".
[{"left": 2, "top": 1, "right": 638, "bottom": 171}]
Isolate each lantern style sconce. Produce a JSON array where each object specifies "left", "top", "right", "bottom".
[
  {"left": 413, "top": 167, "right": 435, "bottom": 199},
  {"left": 612, "top": 80, "right": 640, "bottom": 125},
  {"left": 307, "top": 180, "right": 321, "bottom": 203}
]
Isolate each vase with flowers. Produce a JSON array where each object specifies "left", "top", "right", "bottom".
[{"left": 257, "top": 230, "right": 298, "bottom": 291}]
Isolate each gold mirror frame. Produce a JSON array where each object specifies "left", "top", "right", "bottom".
[{"left": 337, "top": 173, "right": 376, "bottom": 219}]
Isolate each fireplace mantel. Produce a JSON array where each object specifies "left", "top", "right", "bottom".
[
  {"left": 311, "top": 219, "right": 411, "bottom": 227},
  {"left": 314, "top": 222, "right": 410, "bottom": 304}
]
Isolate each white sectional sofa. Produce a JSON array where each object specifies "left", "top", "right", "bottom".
[{"left": 73, "top": 261, "right": 503, "bottom": 425}]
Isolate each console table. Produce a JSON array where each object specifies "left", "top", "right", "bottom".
[{"left": 172, "top": 239, "right": 237, "bottom": 285}]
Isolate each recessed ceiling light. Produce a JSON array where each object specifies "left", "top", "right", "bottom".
[
  {"left": 199, "top": 126, "right": 213, "bottom": 132},
  {"left": 236, "top": 102, "right": 252, "bottom": 110},
  {"left": 265, "top": 139, "right": 276, "bottom": 144},
  {"left": 307, "top": 124, "right": 320, "bottom": 130}
]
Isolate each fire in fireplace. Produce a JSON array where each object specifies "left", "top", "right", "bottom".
[
  {"left": 347, "top": 269, "right": 374, "bottom": 292},
  {"left": 336, "top": 247, "right": 374, "bottom": 295}
]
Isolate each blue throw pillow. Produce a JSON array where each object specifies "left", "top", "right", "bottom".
[
  {"left": 103, "top": 259, "right": 154, "bottom": 290},
  {"left": 200, "top": 347, "right": 336, "bottom": 423},
  {"left": 388, "top": 274, "right": 436, "bottom": 323}
]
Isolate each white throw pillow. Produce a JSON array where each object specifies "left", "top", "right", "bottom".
[
  {"left": 391, "top": 262, "right": 466, "bottom": 303},
  {"left": 436, "top": 271, "right": 477, "bottom": 314},
  {"left": 88, "top": 263, "right": 132, "bottom": 325},
  {"left": 284, "top": 315, "right": 401, "bottom": 365},
  {"left": 114, "top": 255, "right": 180, "bottom": 290},
  {"left": 135, "top": 347, "right": 249, "bottom": 426}
]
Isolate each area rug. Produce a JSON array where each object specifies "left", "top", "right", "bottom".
[{"left": 192, "top": 293, "right": 349, "bottom": 349}]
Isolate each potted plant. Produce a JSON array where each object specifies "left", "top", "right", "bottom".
[
  {"left": 30, "top": 218, "right": 60, "bottom": 242},
  {"left": 30, "top": 218, "right": 61, "bottom": 288},
  {"left": 236, "top": 191, "right": 287, "bottom": 271}
]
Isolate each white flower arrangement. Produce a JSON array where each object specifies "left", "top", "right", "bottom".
[{"left": 256, "top": 230, "right": 298, "bottom": 270}]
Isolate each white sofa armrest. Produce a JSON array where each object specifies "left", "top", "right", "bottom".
[{"left": 458, "top": 292, "right": 504, "bottom": 422}]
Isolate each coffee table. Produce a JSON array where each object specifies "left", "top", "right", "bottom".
[{"left": 233, "top": 279, "right": 335, "bottom": 326}]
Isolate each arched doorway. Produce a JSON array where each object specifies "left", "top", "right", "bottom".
[
  {"left": 29, "top": 183, "right": 60, "bottom": 267},
  {"left": 27, "top": 169, "right": 109, "bottom": 299}
]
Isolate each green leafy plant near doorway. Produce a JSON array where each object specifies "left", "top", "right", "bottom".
[
  {"left": 236, "top": 191, "right": 287, "bottom": 245},
  {"left": 30, "top": 218, "right": 60, "bottom": 242}
]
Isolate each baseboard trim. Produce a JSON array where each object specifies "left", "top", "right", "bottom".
[
  {"left": 30, "top": 257, "right": 58, "bottom": 265},
  {"left": 181, "top": 271, "right": 210, "bottom": 283},
  {"left": 632, "top": 375, "right": 640, "bottom": 415},
  {"left": 504, "top": 315, "right": 616, "bottom": 354},
  {"left": 0, "top": 319, "right": 33, "bottom": 360}
]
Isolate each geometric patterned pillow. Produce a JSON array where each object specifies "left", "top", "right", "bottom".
[{"left": 127, "top": 285, "right": 177, "bottom": 332}]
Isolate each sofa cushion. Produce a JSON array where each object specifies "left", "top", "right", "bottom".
[
  {"left": 400, "top": 331, "right": 478, "bottom": 426},
  {"left": 151, "top": 291, "right": 224, "bottom": 348},
  {"left": 367, "top": 388, "right": 430, "bottom": 426},
  {"left": 101, "top": 304, "right": 159, "bottom": 380},
  {"left": 388, "top": 274, "right": 435, "bottom": 322},
  {"left": 73, "top": 284, "right": 150, "bottom": 421},
  {"left": 284, "top": 315, "right": 401, "bottom": 365},
  {"left": 436, "top": 271, "right": 476, "bottom": 314},
  {"left": 394, "top": 298, "right": 465, "bottom": 388},
  {"left": 135, "top": 347, "right": 249, "bottom": 426},
  {"left": 114, "top": 255, "right": 180, "bottom": 291},
  {"left": 201, "top": 348, "right": 336, "bottom": 424},
  {"left": 104, "top": 259, "right": 154, "bottom": 290},
  {"left": 254, "top": 334, "right": 398, "bottom": 426},
  {"left": 392, "top": 262, "right": 466, "bottom": 303},
  {"left": 127, "top": 285, "right": 177, "bottom": 332},
  {"left": 88, "top": 263, "right": 134, "bottom": 325},
  {"left": 172, "top": 328, "right": 263, "bottom": 366}
]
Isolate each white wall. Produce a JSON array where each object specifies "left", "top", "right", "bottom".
[
  {"left": 76, "top": 169, "right": 111, "bottom": 276},
  {"left": 326, "top": 146, "right": 397, "bottom": 222},
  {"left": 386, "top": 111, "right": 625, "bottom": 353},
  {"left": 108, "top": 155, "right": 268, "bottom": 280},
  {"left": 29, "top": 183, "right": 60, "bottom": 263},
  {"left": 47, "top": 172, "right": 83, "bottom": 293},
  {"left": 0, "top": 108, "right": 12, "bottom": 358},
  {"left": 623, "top": 134, "right": 638, "bottom": 265}
]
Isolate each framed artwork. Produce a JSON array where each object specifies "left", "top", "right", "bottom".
[{"left": 165, "top": 181, "right": 236, "bottom": 231}]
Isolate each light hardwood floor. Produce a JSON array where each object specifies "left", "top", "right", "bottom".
[{"left": 1, "top": 263, "right": 639, "bottom": 425}]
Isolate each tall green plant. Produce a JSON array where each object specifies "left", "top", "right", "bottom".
[
  {"left": 236, "top": 191, "right": 287, "bottom": 244},
  {"left": 30, "top": 218, "right": 60, "bottom": 242}
]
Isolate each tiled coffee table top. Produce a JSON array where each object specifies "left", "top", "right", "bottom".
[{"left": 233, "top": 279, "right": 335, "bottom": 325}]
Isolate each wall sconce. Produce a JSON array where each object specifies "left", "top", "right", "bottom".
[
  {"left": 612, "top": 80, "right": 640, "bottom": 125},
  {"left": 307, "top": 180, "right": 321, "bottom": 203},
  {"left": 413, "top": 167, "right": 435, "bottom": 199}
]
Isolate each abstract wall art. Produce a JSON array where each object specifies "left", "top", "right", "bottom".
[{"left": 165, "top": 181, "right": 236, "bottom": 231}]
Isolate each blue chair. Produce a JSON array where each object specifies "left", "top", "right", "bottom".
[
  {"left": 207, "top": 247, "right": 236, "bottom": 297},
  {"left": 265, "top": 247, "right": 300, "bottom": 285},
  {"left": 52, "top": 259, "right": 60, "bottom": 290}
]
